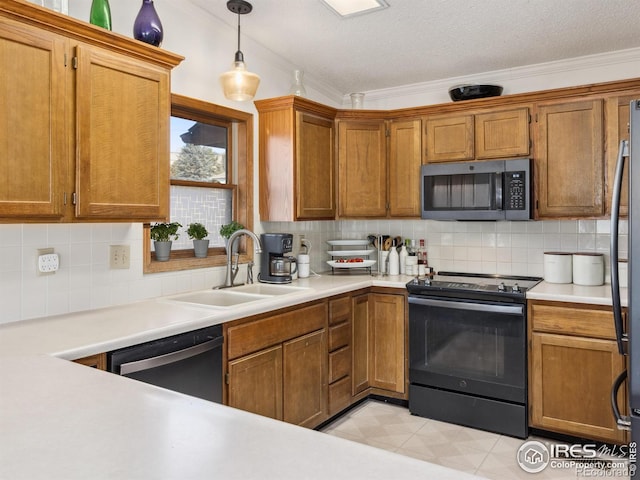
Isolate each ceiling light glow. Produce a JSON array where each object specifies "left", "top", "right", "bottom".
[{"left": 321, "top": 0, "right": 389, "bottom": 18}]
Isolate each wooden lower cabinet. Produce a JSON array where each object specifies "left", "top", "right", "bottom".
[
  {"left": 228, "top": 345, "right": 284, "bottom": 420},
  {"left": 73, "top": 353, "right": 106, "bottom": 370},
  {"left": 352, "top": 293, "right": 370, "bottom": 395},
  {"left": 328, "top": 295, "right": 353, "bottom": 416},
  {"left": 283, "top": 330, "right": 327, "bottom": 427},
  {"left": 226, "top": 291, "right": 408, "bottom": 428},
  {"left": 529, "top": 300, "right": 627, "bottom": 444},
  {"left": 352, "top": 292, "right": 406, "bottom": 397},
  {"left": 225, "top": 301, "right": 328, "bottom": 428},
  {"left": 369, "top": 293, "right": 405, "bottom": 394}
]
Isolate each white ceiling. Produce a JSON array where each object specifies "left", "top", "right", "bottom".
[{"left": 186, "top": 0, "right": 640, "bottom": 95}]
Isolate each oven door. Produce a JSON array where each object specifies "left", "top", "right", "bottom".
[{"left": 409, "top": 296, "right": 526, "bottom": 403}]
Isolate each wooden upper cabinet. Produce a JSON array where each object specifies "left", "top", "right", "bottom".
[
  {"left": 338, "top": 120, "right": 387, "bottom": 217},
  {"left": 424, "top": 108, "right": 530, "bottom": 163},
  {"left": 424, "top": 114, "right": 474, "bottom": 162},
  {"left": 536, "top": 99, "right": 604, "bottom": 218},
  {"left": 0, "top": 17, "right": 67, "bottom": 220},
  {"left": 0, "top": 2, "right": 183, "bottom": 223},
  {"left": 605, "top": 94, "right": 638, "bottom": 216},
  {"left": 475, "top": 108, "right": 530, "bottom": 159},
  {"left": 75, "top": 44, "right": 171, "bottom": 220},
  {"left": 255, "top": 96, "right": 337, "bottom": 221},
  {"left": 388, "top": 119, "right": 422, "bottom": 217}
]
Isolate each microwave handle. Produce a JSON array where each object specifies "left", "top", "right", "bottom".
[{"left": 494, "top": 172, "right": 503, "bottom": 210}]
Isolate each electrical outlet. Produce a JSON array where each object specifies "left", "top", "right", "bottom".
[
  {"left": 37, "top": 248, "right": 59, "bottom": 275},
  {"left": 110, "top": 245, "right": 130, "bottom": 269}
]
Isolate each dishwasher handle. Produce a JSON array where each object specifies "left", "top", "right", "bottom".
[{"left": 120, "top": 336, "right": 223, "bottom": 376}]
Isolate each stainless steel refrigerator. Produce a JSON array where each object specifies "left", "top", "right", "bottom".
[{"left": 611, "top": 99, "right": 640, "bottom": 451}]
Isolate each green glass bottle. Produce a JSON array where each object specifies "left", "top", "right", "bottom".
[{"left": 90, "top": 0, "right": 112, "bottom": 31}]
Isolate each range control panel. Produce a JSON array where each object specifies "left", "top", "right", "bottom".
[{"left": 504, "top": 171, "right": 526, "bottom": 210}]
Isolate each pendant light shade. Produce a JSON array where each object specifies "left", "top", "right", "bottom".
[{"left": 220, "top": 0, "right": 260, "bottom": 101}]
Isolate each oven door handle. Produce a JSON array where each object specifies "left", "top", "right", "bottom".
[
  {"left": 119, "top": 336, "right": 223, "bottom": 376},
  {"left": 408, "top": 296, "right": 524, "bottom": 315}
]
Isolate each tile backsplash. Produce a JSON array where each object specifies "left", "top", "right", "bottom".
[{"left": 0, "top": 218, "right": 627, "bottom": 325}]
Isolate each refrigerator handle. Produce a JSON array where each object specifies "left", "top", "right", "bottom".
[
  {"left": 610, "top": 140, "right": 629, "bottom": 356},
  {"left": 611, "top": 369, "right": 631, "bottom": 430}
]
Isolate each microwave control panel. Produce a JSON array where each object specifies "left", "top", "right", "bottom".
[{"left": 504, "top": 171, "right": 526, "bottom": 210}]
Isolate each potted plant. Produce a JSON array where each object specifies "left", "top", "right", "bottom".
[
  {"left": 219, "top": 220, "right": 244, "bottom": 253},
  {"left": 187, "top": 222, "right": 209, "bottom": 258},
  {"left": 150, "top": 222, "right": 182, "bottom": 261}
]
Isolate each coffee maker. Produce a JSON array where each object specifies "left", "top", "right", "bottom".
[{"left": 258, "top": 233, "right": 297, "bottom": 284}]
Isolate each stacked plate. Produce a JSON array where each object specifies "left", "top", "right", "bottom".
[{"left": 326, "top": 240, "right": 376, "bottom": 269}]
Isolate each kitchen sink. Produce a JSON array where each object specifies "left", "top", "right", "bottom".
[
  {"left": 165, "top": 290, "right": 272, "bottom": 308},
  {"left": 229, "top": 284, "right": 310, "bottom": 295}
]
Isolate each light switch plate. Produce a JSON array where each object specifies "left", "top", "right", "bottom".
[{"left": 110, "top": 245, "right": 130, "bottom": 269}]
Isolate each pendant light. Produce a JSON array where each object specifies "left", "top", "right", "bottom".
[{"left": 219, "top": 0, "right": 260, "bottom": 102}]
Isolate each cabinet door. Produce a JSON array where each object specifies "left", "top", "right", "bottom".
[
  {"left": 369, "top": 293, "right": 405, "bottom": 393},
  {"left": 536, "top": 99, "right": 604, "bottom": 217},
  {"left": 388, "top": 119, "right": 421, "bottom": 217},
  {"left": 296, "top": 112, "right": 335, "bottom": 219},
  {"left": 0, "top": 18, "right": 67, "bottom": 220},
  {"left": 605, "top": 95, "right": 636, "bottom": 216},
  {"left": 530, "top": 332, "right": 626, "bottom": 443},
  {"left": 74, "top": 44, "right": 170, "bottom": 221},
  {"left": 352, "top": 294, "right": 370, "bottom": 395},
  {"left": 338, "top": 120, "right": 386, "bottom": 217},
  {"left": 475, "top": 108, "right": 530, "bottom": 159},
  {"left": 228, "top": 345, "right": 283, "bottom": 421},
  {"left": 424, "top": 114, "right": 474, "bottom": 162},
  {"left": 283, "top": 329, "right": 327, "bottom": 427}
]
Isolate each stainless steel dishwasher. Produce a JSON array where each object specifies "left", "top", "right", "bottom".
[{"left": 107, "top": 324, "right": 223, "bottom": 404}]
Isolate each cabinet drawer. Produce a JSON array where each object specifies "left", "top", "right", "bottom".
[
  {"left": 329, "top": 296, "right": 351, "bottom": 326},
  {"left": 227, "top": 301, "right": 327, "bottom": 360},
  {"left": 530, "top": 302, "right": 619, "bottom": 339},
  {"left": 329, "top": 346, "right": 351, "bottom": 383},
  {"left": 329, "top": 321, "right": 351, "bottom": 351},
  {"left": 329, "top": 375, "right": 352, "bottom": 416}
]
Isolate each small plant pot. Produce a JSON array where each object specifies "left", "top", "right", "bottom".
[
  {"left": 193, "top": 239, "right": 210, "bottom": 258},
  {"left": 154, "top": 240, "right": 172, "bottom": 262}
]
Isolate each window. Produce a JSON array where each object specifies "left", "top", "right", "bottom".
[{"left": 143, "top": 94, "right": 253, "bottom": 273}]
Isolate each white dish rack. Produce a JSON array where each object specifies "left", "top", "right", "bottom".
[{"left": 326, "top": 239, "right": 376, "bottom": 274}]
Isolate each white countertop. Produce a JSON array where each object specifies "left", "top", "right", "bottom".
[
  {"left": 0, "top": 354, "right": 480, "bottom": 480},
  {"left": 0, "top": 272, "right": 623, "bottom": 479},
  {"left": 2, "top": 273, "right": 488, "bottom": 480},
  {"left": 526, "top": 280, "right": 628, "bottom": 307}
]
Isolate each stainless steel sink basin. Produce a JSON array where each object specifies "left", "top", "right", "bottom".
[
  {"left": 230, "top": 284, "right": 310, "bottom": 295},
  {"left": 165, "top": 290, "right": 272, "bottom": 308}
]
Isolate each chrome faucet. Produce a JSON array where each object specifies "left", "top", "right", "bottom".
[{"left": 222, "top": 229, "right": 262, "bottom": 288}]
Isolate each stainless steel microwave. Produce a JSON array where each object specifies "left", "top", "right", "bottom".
[{"left": 421, "top": 158, "right": 532, "bottom": 221}]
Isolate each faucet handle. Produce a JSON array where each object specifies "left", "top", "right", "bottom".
[{"left": 246, "top": 261, "right": 254, "bottom": 284}]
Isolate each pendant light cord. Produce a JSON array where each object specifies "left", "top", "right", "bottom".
[{"left": 235, "top": 12, "right": 244, "bottom": 62}]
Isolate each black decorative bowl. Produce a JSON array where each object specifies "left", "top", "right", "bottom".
[{"left": 448, "top": 84, "right": 503, "bottom": 102}]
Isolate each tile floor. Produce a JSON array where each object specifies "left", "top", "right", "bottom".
[{"left": 320, "top": 400, "right": 631, "bottom": 479}]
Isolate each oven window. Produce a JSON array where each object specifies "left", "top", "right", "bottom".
[
  {"left": 409, "top": 299, "right": 526, "bottom": 402},
  {"left": 425, "top": 320, "right": 505, "bottom": 379}
]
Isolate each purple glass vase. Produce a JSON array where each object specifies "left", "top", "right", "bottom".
[{"left": 133, "top": 0, "right": 164, "bottom": 47}]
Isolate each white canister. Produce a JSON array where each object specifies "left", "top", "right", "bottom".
[
  {"left": 543, "top": 252, "right": 573, "bottom": 284},
  {"left": 297, "top": 254, "right": 310, "bottom": 278},
  {"left": 572, "top": 252, "right": 604, "bottom": 286}
]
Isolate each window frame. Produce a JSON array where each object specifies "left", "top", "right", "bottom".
[{"left": 143, "top": 93, "right": 254, "bottom": 274}]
